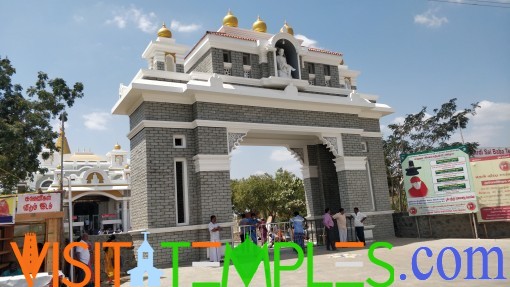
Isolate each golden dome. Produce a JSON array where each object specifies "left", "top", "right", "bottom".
[
  {"left": 124, "top": 164, "right": 130, "bottom": 169},
  {"left": 157, "top": 23, "right": 172, "bottom": 38},
  {"left": 55, "top": 129, "right": 71, "bottom": 155},
  {"left": 114, "top": 143, "right": 121, "bottom": 150},
  {"left": 223, "top": 9, "right": 238, "bottom": 27},
  {"left": 280, "top": 21, "right": 294, "bottom": 36},
  {"left": 252, "top": 16, "right": 267, "bottom": 33}
]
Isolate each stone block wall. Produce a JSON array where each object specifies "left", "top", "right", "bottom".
[
  {"left": 230, "top": 51, "right": 244, "bottom": 77},
  {"left": 197, "top": 171, "right": 232, "bottom": 224},
  {"left": 176, "top": 64, "right": 184, "bottom": 73},
  {"left": 359, "top": 118, "right": 381, "bottom": 132},
  {"left": 144, "top": 128, "right": 199, "bottom": 228},
  {"left": 317, "top": 145, "right": 340, "bottom": 213},
  {"left": 303, "top": 177, "right": 322, "bottom": 217},
  {"left": 314, "top": 64, "right": 326, "bottom": 86},
  {"left": 250, "top": 54, "right": 261, "bottom": 79},
  {"left": 393, "top": 213, "right": 510, "bottom": 239},
  {"left": 193, "top": 127, "right": 228, "bottom": 154},
  {"left": 363, "top": 137, "right": 392, "bottom": 211},
  {"left": 267, "top": 52, "right": 275, "bottom": 77},
  {"left": 342, "top": 133, "right": 363, "bottom": 156},
  {"left": 329, "top": 65, "right": 340, "bottom": 88},
  {"left": 337, "top": 170, "right": 371, "bottom": 212},
  {"left": 211, "top": 48, "right": 224, "bottom": 75},
  {"left": 186, "top": 49, "right": 213, "bottom": 74},
  {"left": 130, "top": 130, "right": 148, "bottom": 230}
]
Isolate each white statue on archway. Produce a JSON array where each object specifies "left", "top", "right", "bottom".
[
  {"left": 91, "top": 173, "right": 100, "bottom": 184},
  {"left": 276, "top": 48, "right": 296, "bottom": 78}
]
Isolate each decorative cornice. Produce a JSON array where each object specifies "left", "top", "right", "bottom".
[
  {"left": 320, "top": 136, "right": 340, "bottom": 157},
  {"left": 228, "top": 132, "right": 247, "bottom": 153},
  {"left": 334, "top": 156, "right": 367, "bottom": 172},
  {"left": 192, "top": 154, "right": 231, "bottom": 172},
  {"left": 289, "top": 148, "right": 305, "bottom": 164}
]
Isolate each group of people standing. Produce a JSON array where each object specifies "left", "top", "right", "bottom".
[
  {"left": 323, "top": 207, "right": 367, "bottom": 251},
  {"left": 64, "top": 233, "right": 117, "bottom": 286}
]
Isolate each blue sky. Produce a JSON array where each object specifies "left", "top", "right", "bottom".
[{"left": 1, "top": 0, "right": 509, "bottom": 179}]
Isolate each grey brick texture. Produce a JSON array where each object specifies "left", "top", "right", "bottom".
[
  {"left": 193, "top": 127, "right": 228, "bottom": 154},
  {"left": 186, "top": 49, "right": 213, "bottom": 74},
  {"left": 307, "top": 145, "right": 318, "bottom": 166},
  {"left": 317, "top": 145, "right": 341, "bottom": 213},
  {"left": 267, "top": 52, "right": 275, "bottom": 77},
  {"left": 197, "top": 171, "right": 232, "bottom": 223},
  {"left": 130, "top": 130, "right": 148, "bottom": 230},
  {"left": 314, "top": 64, "right": 326, "bottom": 86},
  {"left": 192, "top": 102, "right": 361, "bottom": 129},
  {"left": 211, "top": 48, "right": 225, "bottom": 74},
  {"left": 303, "top": 177, "right": 323, "bottom": 217},
  {"left": 250, "top": 54, "right": 261, "bottom": 79},
  {"left": 260, "top": 63, "right": 270, "bottom": 78},
  {"left": 130, "top": 102, "right": 193, "bottom": 130},
  {"left": 329, "top": 65, "right": 340, "bottom": 88},
  {"left": 337, "top": 170, "right": 371, "bottom": 212},
  {"left": 359, "top": 118, "right": 381, "bottom": 132},
  {"left": 176, "top": 64, "right": 184, "bottom": 73},
  {"left": 231, "top": 51, "right": 244, "bottom": 77},
  {"left": 363, "top": 137, "right": 392, "bottom": 211},
  {"left": 342, "top": 134, "right": 363, "bottom": 156},
  {"left": 362, "top": 213, "right": 395, "bottom": 239}
]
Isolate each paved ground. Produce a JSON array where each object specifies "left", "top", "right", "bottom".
[{"left": 119, "top": 237, "right": 510, "bottom": 286}]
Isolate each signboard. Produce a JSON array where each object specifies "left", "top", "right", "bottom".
[
  {"left": 470, "top": 155, "right": 510, "bottom": 222},
  {"left": 400, "top": 146, "right": 478, "bottom": 216},
  {"left": 101, "top": 213, "right": 117, "bottom": 219},
  {"left": 16, "top": 193, "right": 61, "bottom": 214},
  {"left": 0, "top": 196, "right": 16, "bottom": 224},
  {"left": 473, "top": 147, "right": 510, "bottom": 158}
]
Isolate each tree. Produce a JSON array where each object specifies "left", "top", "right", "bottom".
[
  {"left": 383, "top": 98, "right": 479, "bottom": 212},
  {"left": 231, "top": 168, "right": 306, "bottom": 221},
  {"left": 0, "top": 56, "right": 84, "bottom": 192}
]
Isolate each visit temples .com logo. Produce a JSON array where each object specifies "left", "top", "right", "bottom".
[{"left": 12, "top": 232, "right": 506, "bottom": 287}]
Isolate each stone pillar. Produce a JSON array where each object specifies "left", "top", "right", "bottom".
[
  {"left": 335, "top": 156, "right": 370, "bottom": 212},
  {"left": 317, "top": 144, "right": 341, "bottom": 213},
  {"left": 303, "top": 145, "right": 324, "bottom": 218}
]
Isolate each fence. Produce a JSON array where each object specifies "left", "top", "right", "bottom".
[{"left": 233, "top": 217, "right": 359, "bottom": 247}]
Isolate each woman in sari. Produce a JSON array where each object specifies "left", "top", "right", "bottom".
[{"left": 104, "top": 235, "right": 116, "bottom": 284}]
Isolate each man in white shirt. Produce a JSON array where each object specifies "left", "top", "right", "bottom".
[
  {"left": 75, "top": 233, "right": 92, "bottom": 286},
  {"left": 208, "top": 215, "right": 222, "bottom": 262},
  {"left": 332, "top": 208, "right": 347, "bottom": 242},
  {"left": 349, "top": 207, "right": 367, "bottom": 246}
]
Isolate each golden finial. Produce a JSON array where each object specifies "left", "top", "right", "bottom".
[
  {"left": 252, "top": 16, "right": 267, "bottom": 33},
  {"left": 223, "top": 9, "right": 239, "bottom": 27},
  {"left": 157, "top": 22, "right": 172, "bottom": 38}
]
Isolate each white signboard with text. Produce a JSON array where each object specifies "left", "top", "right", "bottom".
[{"left": 16, "top": 193, "right": 61, "bottom": 214}]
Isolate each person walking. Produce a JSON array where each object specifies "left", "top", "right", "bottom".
[
  {"left": 322, "top": 208, "right": 336, "bottom": 251},
  {"left": 75, "top": 233, "right": 93, "bottom": 287},
  {"left": 104, "top": 235, "right": 116, "bottom": 285},
  {"left": 289, "top": 211, "right": 306, "bottom": 251}
]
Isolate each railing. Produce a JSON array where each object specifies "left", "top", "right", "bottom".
[
  {"left": 231, "top": 217, "right": 363, "bottom": 248},
  {"left": 232, "top": 218, "right": 360, "bottom": 248}
]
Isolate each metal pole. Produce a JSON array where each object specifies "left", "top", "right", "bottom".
[
  {"left": 484, "top": 223, "right": 488, "bottom": 239},
  {"left": 415, "top": 217, "right": 421, "bottom": 238},
  {"left": 67, "top": 177, "right": 74, "bottom": 282},
  {"left": 472, "top": 213, "right": 479, "bottom": 239}
]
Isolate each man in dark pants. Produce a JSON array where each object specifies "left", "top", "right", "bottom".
[
  {"left": 322, "top": 208, "right": 336, "bottom": 251},
  {"left": 350, "top": 207, "right": 367, "bottom": 246}
]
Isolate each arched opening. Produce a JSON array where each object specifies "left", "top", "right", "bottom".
[
  {"left": 165, "top": 54, "right": 176, "bottom": 72},
  {"left": 275, "top": 39, "right": 300, "bottom": 79}
]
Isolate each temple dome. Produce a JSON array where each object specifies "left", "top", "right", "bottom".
[
  {"left": 157, "top": 23, "right": 172, "bottom": 38},
  {"left": 223, "top": 10, "right": 238, "bottom": 27},
  {"left": 252, "top": 16, "right": 267, "bottom": 33},
  {"left": 280, "top": 21, "right": 294, "bottom": 36}
]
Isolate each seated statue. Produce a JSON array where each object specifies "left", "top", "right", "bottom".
[{"left": 276, "top": 48, "right": 296, "bottom": 78}]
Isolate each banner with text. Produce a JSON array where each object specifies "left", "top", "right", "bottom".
[
  {"left": 0, "top": 196, "right": 16, "bottom": 224},
  {"left": 470, "top": 155, "right": 510, "bottom": 222},
  {"left": 473, "top": 147, "right": 510, "bottom": 158},
  {"left": 401, "top": 146, "right": 478, "bottom": 216},
  {"left": 16, "top": 193, "right": 61, "bottom": 214}
]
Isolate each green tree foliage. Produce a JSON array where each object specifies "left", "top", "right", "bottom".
[
  {"left": 383, "top": 98, "right": 479, "bottom": 211},
  {"left": 0, "top": 56, "right": 84, "bottom": 192},
  {"left": 231, "top": 168, "right": 306, "bottom": 221}
]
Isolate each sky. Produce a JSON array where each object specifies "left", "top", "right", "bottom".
[{"left": 1, "top": 0, "right": 509, "bottom": 179}]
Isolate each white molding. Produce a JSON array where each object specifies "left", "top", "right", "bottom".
[
  {"left": 192, "top": 154, "right": 231, "bottom": 172},
  {"left": 128, "top": 121, "right": 194, "bottom": 139},
  {"left": 128, "top": 222, "right": 235, "bottom": 235},
  {"left": 302, "top": 166, "right": 318, "bottom": 179},
  {"left": 334, "top": 156, "right": 367, "bottom": 172},
  {"left": 361, "top": 132, "right": 383, "bottom": 138}
]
